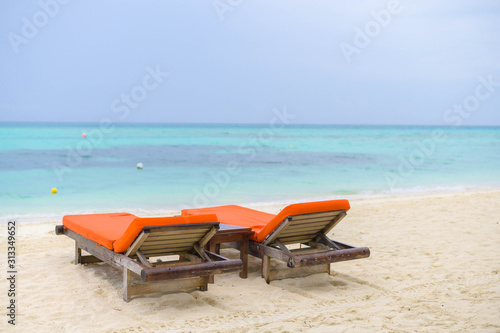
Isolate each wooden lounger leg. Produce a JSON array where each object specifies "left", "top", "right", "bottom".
[
  {"left": 207, "top": 241, "right": 217, "bottom": 284},
  {"left": 268, "top": 264, "right": 330, "bottom": 282},
  {"left": 262, "top": 255, "right": 271, "bottom": 284},
  {"left": 75, "top": 242, "right": 81, "bottom": 265},
  {"left": 123, "top": 268, "right": 132, "bottom": 302},
  {"left": 240, "top": 236, "right": 249, "bottom": 279},
  {"left": 200, "top": 276, "right": 209, "bottom": 291},
  {"left": 75, "top": 241, "right": 102, "bottom": 265}
]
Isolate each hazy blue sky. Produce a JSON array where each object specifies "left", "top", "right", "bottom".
[{"left": 1, "top": 0, "right": 499, "bottom": 125}]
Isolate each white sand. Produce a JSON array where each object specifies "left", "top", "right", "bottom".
[{"left": 1, "top": 190, "right": 499, "bottom": 332}]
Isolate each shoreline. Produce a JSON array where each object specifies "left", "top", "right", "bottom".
[
  {"left": 0, "top": 188, "right": 499, "bottom": 331},
  {"left": 2, "top": 187, "right": 500, "bottom": 226}
]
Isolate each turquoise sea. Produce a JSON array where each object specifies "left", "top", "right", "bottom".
[{"left": 1, "top": 123, "right": 499, "bottom": 224}]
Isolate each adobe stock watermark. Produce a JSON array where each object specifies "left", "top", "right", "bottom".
[
  {"left": 213, "top": 0, "right": 243, "bottom": 21},
  {"left": 384, "top": 130, "right": 447, "bottom": 190},
  {"left": 340, "top": 0, "right": 403, "bottom": 64},
  {"left": 7, "top": 0, "right": 72, "bottom": 54},
  {"left": 110, "top": 65, "right": 168, "bottom": 120},
  {"left": 52, "top": 65, "right": 168, "bottom": 181},
  {"left": 442, "top": 75, "right": 500, "bottom": 126},
  {"left": 385, "top": 74, "right": 499, "bottom": 190},
  {"left": 182, "top": 107, "right": 295, "bottom": 209}
]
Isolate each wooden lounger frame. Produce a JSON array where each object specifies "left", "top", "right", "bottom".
[
  {"left": 56, "top": 222, "right": 243, "bottom": 302},
  {"left": 247, "top": 210, "right": 370, "bottom": 283}
]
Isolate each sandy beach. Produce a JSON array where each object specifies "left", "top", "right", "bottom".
[{"left": 1, "top": 189, "right": 499, "bottom": 332}]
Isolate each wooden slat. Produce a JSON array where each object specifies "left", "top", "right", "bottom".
[
  {"left": 278, "top": 230, "right": 326, "bottom": 239},
  {"left": 147, "top": 228, "right": 208, "bottom": 236},
  {"left": 262, "top": 218, "right": 291, "bottom": 246},
  {"left": 145, "top": 234, "right": 204, "bottom": 243},
  {"left": 143, "top": 236, "right": 203, "bottom": 244},
  {"left": 285, "top": 220, "right": 333, "bottom": 231},
  {"left": 288, "top": 216, "right": 336, "bottom": 224},
  {"left": 287, "top": 218, "right": 333, "bottom": 226},
  {"left": 148, "top": 234, "right": 204, "bottom": 243},
  {"left": 141, "top": 244, "right": 194, "bottom": 252},
  {"left": 125, "top": 231, "right": 150, "bottom": 257},
  {"left": 140, "top": 246, "right": 192, "bottom": 255},
  {"left": 198, "top": 226, "right": 218, "bottom": 248},
  {"left": 279, "top": 225, "right": 330, "bottom": 237},
  {"left": 277, "top": 234, "right": 318, "bottom": 244},
  {"left": 141, "top": 246, "right": 192, "bottom": 253},
  {"left": 146, "top": 229, "right": 209, "bottom": 238},
  {"left": 144, "top": 233, "right": 207, "bottom": 243},
  {"left": 140, "top": 240, "right": 198, "bottom": 249},
  {"left": 140, "top": 241, "right": 197, "bottom": 250},
  {"left": 140, "top": 246, "right": 194, "bottom": 254},
  {"left": 289, "top": 211, "right": 341, "bottom": 221},
  {"left": 279, "top": 230, "right": 321, "bottom": 239},
  {"left": 141, "top": 241, "right": 199, "bottom": 249},
  {"left": 136, "top": 250, "right": 152, "bottom": 268}
]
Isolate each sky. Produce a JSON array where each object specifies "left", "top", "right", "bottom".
[{"left": 0, "top": 0, "right": 499, "bottom": 125}]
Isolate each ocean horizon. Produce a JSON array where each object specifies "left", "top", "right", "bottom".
[{"left": 1, "top": 122, "right": 499, "bottom": 224}]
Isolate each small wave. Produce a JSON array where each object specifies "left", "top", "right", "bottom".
[
  {"left": 0, "top": 212, "right": 63, "bottom": 225},
  {"left": 231, "top": 184, "right": 500, "bottom": 210},
  {"left": 2, "top": 185, "right": 498, "bottom": 225},
  {"left": 0, "top": 207, "right": 182, "bottom": 226}
]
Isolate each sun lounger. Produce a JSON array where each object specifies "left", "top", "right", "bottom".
[
  {"left": 182, "top": 200, "right": 369, "bottom": 283},
  {"left": 55, "top": 213, "right": 243, "bottom": 301}
]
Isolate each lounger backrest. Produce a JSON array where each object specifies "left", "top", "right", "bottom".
[
  {"left": 256, "top": 199, "right": 350, "bottom": 243},
  {"left": 113, "top": 214, "right": 219, "bottom": 252},
  {"left": 263, "top": 210, "right": 347, "bottom": 246},
  {"left": 127, "top": 222, "right": 220, "bottom": 258}
]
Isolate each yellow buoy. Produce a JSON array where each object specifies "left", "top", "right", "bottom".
[
  {"left": 289, "top": 145, "right": 293, "bottom": 148},
  {"left": 51, "top": 187, "right": 58, "bottom": 194}
]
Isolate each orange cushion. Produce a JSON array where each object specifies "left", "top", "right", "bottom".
[
  {"left": 258, "top": 200, "right": 350, "bottom": 242},
  {"left": 63, "top": 213, "right": 219, "bottom": 253},
  {"left": 63, "top": 213, "right": 137, "bottom": 251},
  {"left": 182, "top": 205, "right": 274, "bottom": 233},
  {"left": 113, "top": 215, "right": 219, "bottom": 253},
  {"left": 182, "top": 200, "right": 350, "bottom": 242}
]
